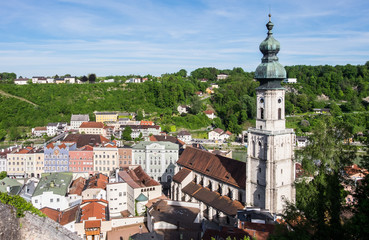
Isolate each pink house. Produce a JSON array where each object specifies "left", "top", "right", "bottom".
[{"left": 69, "top": 145, "right": 94, "bottom": 174}]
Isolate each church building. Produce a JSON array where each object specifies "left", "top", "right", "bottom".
[{"left": 171, "top": 15, "right": 295, "bottom": 228}]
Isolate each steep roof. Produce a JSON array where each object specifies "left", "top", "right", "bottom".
[
  {"left": 33, "top": 172, "right": 73, "bottom": 197},
  {"left": 0, "top": 177, "right": 22, "bottom": 195},
  {"left": 86, "top": 173, "right": 108, "bottom": 190},
  {"left": 182, "top": 182, "right": 244, "bottom": 216},
  {"left": 177, "top": 130, "right": 191, "bottom": 136},
  {"left": 69, "top": 177, "right": 86, "bottom": 195},
  {"left": 41, "top": 205, "right": 80, "bottom": 226},
  {"left": 212, "top": 128, "right": 224, "bottom": 134},
  {"left": 177, "top": 147, "right": 246, "bottom": 189},
  {"left": 62, "top": 134, "right": 109, "bottom": 148},
  {"left": 80, "top": 200, "right": 108, "bottom": 221},
  {"left": 118, "top": 166, "right": 160, "bottom": 189},
  {"left": 173, "top": 167, "right": 191, "bottom": 183},
  {"left": 79, "top": 122, "right": 104, "bottom": 129}
]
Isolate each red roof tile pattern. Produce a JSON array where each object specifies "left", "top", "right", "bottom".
[
  {"left": 344, "top": 164, "right": 368, "bottom": 177},
  {"left": 240, "top": 222, "right": 275, "bottom": 240},
  {"left": 41, "top": 205, "right": 80, "bottom": 226},
  {"left": 173, "top": 167, "right": 191, "bottom": 183},
  {"left": 80, "top": 122, "right": 104, "bottom": 129},
  {"left": 118, "top": 166, "right": 160, "bottom": 189},
  {"left": 85, "top": 220, "right": 101, "bottom": 228},
  {"left": 177, "top": 147, "right": 246, "bottom": 189},
  {"left": 69, "top": 177, "right": 86, "bottom": 195},
  {"left": 204, "top": 110, "right": 215, "bottom": 114},
  {"left": 80, "top": 200, "right": 108, "bottom": 221},
  {"left": 87, "top": 173, "right": 109, "bottom": 189},
  {"left": 182, "top": 182, "right": 244, "bottom": 216},
  {"left": 34, "top": 127, "right": 47, "bottom": 131},
  {"left": 140, "top": 120, "right": 154, "bottom": 125}
]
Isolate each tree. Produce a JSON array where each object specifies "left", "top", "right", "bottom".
[
  {"left": 122, "top": 126, "right": 132, "bottom": 141},
  {"left": 88, "top": 73, "right": 96, "bottom": 83},
  {"left": 271, "top": 116, "right": 356, "bottom": 239},
  {"left": 190, "top": 95, "right": 202, "bottom": 115},
  {"left": 0, "top": 129, "right": 6, "bottom": 141},
  {"left": 80, "top": 75, "right": 88, "bottom": 82},
  {"left": 0, "top": 171, "right": 7, "bottom": 180},
  {"left": 136, "top": 111, "right": 143, "bottom": 121},
  {"left": 177, "top": 69, "right": 187, "bottom": 78}
]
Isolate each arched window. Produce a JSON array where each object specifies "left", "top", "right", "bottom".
[
  {"left": 228, "top": 188, "right": 233, "bottom": 200},
  {"left": 208, "top": 181, "right": 212, "bottom": 191},
  {"left": 260, "top": 108, "right": 264, "bottom": 119},
  {"left": 252, "top": 140, "right": 256, "bottom": 157},
  {"left": 278, "top": 108, "right": 282, "bottom": 120},
  {"left": 218, "top": 184, "right": 222, "bottom": 195}
]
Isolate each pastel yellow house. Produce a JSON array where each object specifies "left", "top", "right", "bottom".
[{"left": 94, "top": 111, "right": 118, "bottom": 123}]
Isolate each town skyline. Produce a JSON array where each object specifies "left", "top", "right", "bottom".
[{"left": 0, "top": 0, "right": 368, "bottom": 77}]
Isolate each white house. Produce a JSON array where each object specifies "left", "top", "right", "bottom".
[
  {"left": 107, "top": 166, "right": 162, "bottom": 217},
  {"left": 14, "top": 78, "right": 29, "bottom": 85},
  {"left": 132, "top": 141, "right": 179, "bottom": 182},
  {"left": 70, "top": 114, "right": 90, "bottom": 130},
  {"left": 204, "top": 110, "right": 216, "bottom": 119},
  {"left": 32, "top": 127, "right": 47, "bottom": 137},
  {"left": 31, "top": 172, "right": 73, "bottom": 211},
  {"left": 64, "top": 77, "right": 76, "bottom": 84},
  {"left": 217, "top": 74, "right": 229, "bottom": 80},
  {"left": 177, "top": 130, "right": 192, "bottom": 144},
  {"left": 177, "top": 105, "right": 189, "bottom": 114},
  {"left": 296, "top": 136, "right": 308, "bottom": 148}
]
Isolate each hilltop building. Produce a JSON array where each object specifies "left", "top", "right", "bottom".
[
  {"left": 246, "top": 14, "right": 295, "bottom": 214},
  {"left": 70, "top": 114, "right": 90, "bottom": 130}
]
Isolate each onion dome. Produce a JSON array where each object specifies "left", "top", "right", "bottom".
[{"left": 255, "top": 14, "right": 286, "bottom": 83}]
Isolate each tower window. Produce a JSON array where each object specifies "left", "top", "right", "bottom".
[
  {"left": 260, "top": 108, "right": 264, "bottom": 119},
  {"left": 278, "top": 98, "right": 282, "bottom": 103},
  {"left": 278, "top": 108, "right": 282, "bottom": 120},
  {"left": 260, "top": 98, "right": 264, "bottom": 103}
]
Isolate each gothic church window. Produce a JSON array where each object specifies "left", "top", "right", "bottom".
[
  {"left": 260, "top": 108, "right": 264, "bottom": 119},
  {"left": 278, "top": 108, "right": 282, "bottom": 120}
]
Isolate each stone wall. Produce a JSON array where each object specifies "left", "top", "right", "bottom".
[{"left": 0, "top": 202, "right": 81, "bottom": 240}]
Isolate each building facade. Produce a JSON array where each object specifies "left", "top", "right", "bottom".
[
  {"left": 132, "top": 141, "right": 179, "bottom": 182},
  {"left": 69, "top": 145, "right": 94, "bottom": 173},
  {"left": 95, "top": 111, "right": 118, "bottom": 123},
  {"left": 118, "top": 147, "right": 132, "bottom": 167},
  {"left": 71, "top": 114, "right": 90, "bottom": 130},
  {"left": 246, "top": 15, "right": 295, "bottom": 214},
  {"left": 44, "top": 142, "right": 76, "bottom": 173},
  {"left": 93, "top": 146, "right": 119, "bottom": 174}
]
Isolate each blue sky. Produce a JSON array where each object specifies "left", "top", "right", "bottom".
[{"left": 0, "top": 0, "right": 368, "bottom": 77}]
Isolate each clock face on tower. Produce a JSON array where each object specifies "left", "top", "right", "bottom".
[{"left": 54, "top": 149, "right": 59, "bottom": 155}]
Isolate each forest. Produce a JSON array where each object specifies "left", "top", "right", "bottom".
[{"left": 0, "top": 62, "right": 369, "bottom": 141}]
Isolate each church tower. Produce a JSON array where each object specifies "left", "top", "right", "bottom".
[{"left": 246, "top": 14, "right": 295, "bottom": 214}]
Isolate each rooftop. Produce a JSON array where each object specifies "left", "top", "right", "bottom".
[
  {"left": 79, "top": 122, "right": 105, "bottom": 129},
  {"left": 41, "top": 205, "right": 80, "bottom": 226},
  {"left": 33, "top": 172, "right": 73, "bottom": 197},
  {"left": 133, "top": 141, "right": 179, "bottom": 150},
  {"left": 71, "top": 114, "right": 90, "bottom": 122},
  {"left": 86, "top": 173, "right": 109, "bottom": 190},
  {"left": 69, "top": 177, "right": 86, "bottom": 195},
  {"left": 0, "top": 177, "right": 23, "bottom": 195},
  {"left": 80, "top": 199, "right": 108, "bottom": 221},
  {"left": 62, "top": 134, "right": 109, "bottom": 148},
  {"left": 118, "top": 165, "right": 160, "bottom": 189},
  {"left": 177, "top": 147, "right": 246, "bottom": 189}
]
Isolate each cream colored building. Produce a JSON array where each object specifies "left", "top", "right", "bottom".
[
  {"left": 94, "top": 111, "right": 118, "bottom": 123},
  {"left": 79, "top": 122, "right": 106, "bottom": 136},
  {"left": 93, "top": 146, "right": 119, "bottom": 174},
  {"left": 7, "top": 148, "right": 44, "bottom": 178}
]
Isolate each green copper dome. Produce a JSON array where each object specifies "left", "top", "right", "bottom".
[{"left": 255, "top": 14, "right": 286, "bottom": 82}]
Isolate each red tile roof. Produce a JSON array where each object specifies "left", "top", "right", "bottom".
[
  {"left": 240, "top": 222, "right": 275, "bottom": 240},
  {"left": 80, "top": 200, "right": 107, "bottom": 221},
  {"left": 34, "top": 127, "right": 47, "bottom": 131},
  {"left": 204, "top": 110, "right": 215, "bottom": 114},
  {"left": 118, "top": 166, "right": 160, "bottom": 189},
  {"left": 63, "top": 134, "right": 109, "bottom": 148},
  {"left": 140, "top": 120, "right": 154, "bottom": 125},
  {"left": 41, "top": 205, "right": 80, "bottom": 226},
  {"left": 80, "top": 122, "right": 105, "bottom": 129},
  {"left": 85, "top": 220, "right": 101, "bottom": 228},
  {"left": 177, "top": 147, "right": 246, "bottom": 189},
  {"left": 69, "top": 177, "right": 86, "bottom": 195},
  {"left": 87, "top": 173, "right": 109, "bottom": 189}
]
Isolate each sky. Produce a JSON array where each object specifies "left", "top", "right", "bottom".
[{"left": 0, "top": 0, "right": 368, "bottom": 77}]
